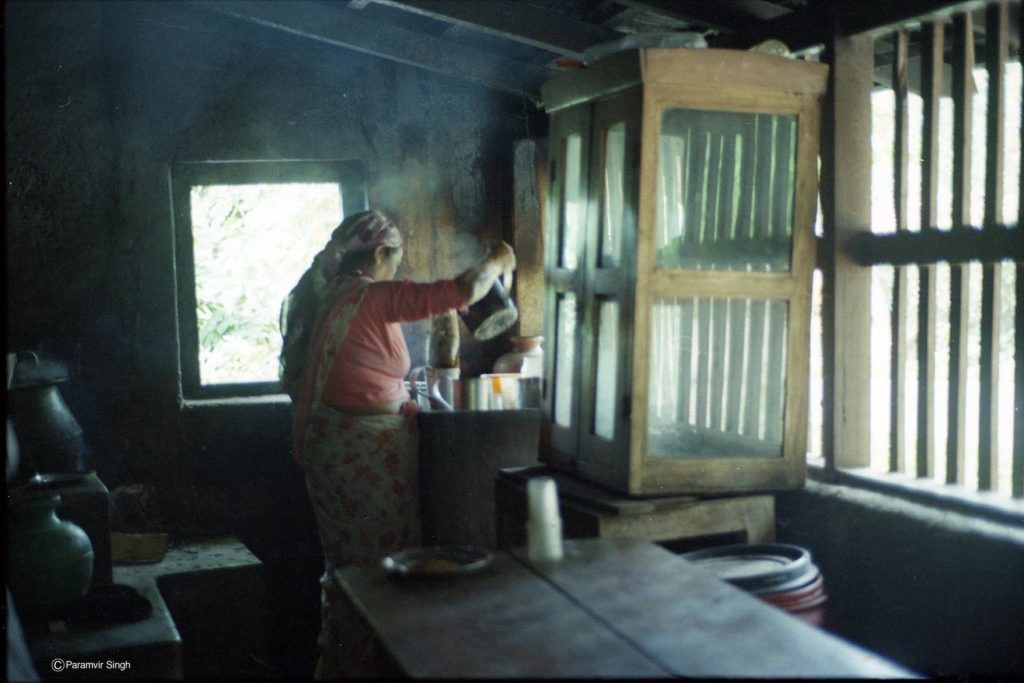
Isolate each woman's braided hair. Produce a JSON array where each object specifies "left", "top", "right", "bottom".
[{"left": 278, "top": 210, "right": 402, "bottom": 399}]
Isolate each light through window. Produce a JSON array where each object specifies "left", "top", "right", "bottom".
[
  {"left": 190, "top": 183, "right": 341, "bottom": 385},
  {"left": 173, "top": 160, "right": 367, "bottom": 398}
]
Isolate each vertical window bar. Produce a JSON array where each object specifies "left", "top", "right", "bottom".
[
  {"left": 1015, "top": 259, "right": 1023, "bottom": 498},
  {"left": 744, "top": 115, "right": 773, "bottom": 438},
  {"left": 729, "top": 129, "right": 756, "bottom": 436},
  {"left": 675, "top": 299, "right": 695, "bottom": 425},
  {"left": 710, "top": 298, "right": 728, "bottom": 430},
  {"left": 709, "top": 136, "right": 728, "bottom": 430},
  {"left": 917, "top": 21, "right": 943, "bottom": 479},
  {"left": 978, "top": 1, "right": 1009, "bottom": 492},
  {"left": 744, "top": 298, "right": 767, "bottom": 437},
  {"left": 891, "top": 29, "right": 912, "bottom": 474},
  {"left": 696, "top": 297, "right": 713, "bottom": 428},
  {"left": 947, "top": 12, "right": 975, "bottom": 485},
  {"left": 726, "top": 298, "right": 747, "bottom": 433},
  {"left": 1015, "top": 21, "right": 1024, "bottom": 499}
]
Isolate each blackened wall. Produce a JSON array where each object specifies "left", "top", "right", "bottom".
[{"left": 5, "top": 0, "right": 545, "bottom": 534}]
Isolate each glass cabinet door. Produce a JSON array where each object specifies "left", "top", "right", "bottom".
[
  {"left": 655, "top": 109, "right": 797, "bottom": 273},
  {"left": 600, "top": 122, "right": 627, "bottom": 268},
  {"left": 636, "top": 98, "right": 813, "bottom": 485},
  {"left": 543, "top": 104, "right": 591, "bottom": 465},
  {"left": 577, "top": 91, "right": 640, "bottom": 479}
]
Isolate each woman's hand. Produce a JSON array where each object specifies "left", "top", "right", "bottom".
[
  {"left": 456, "top": 240, "right": 518, "bottom": 306},
  {"left": 486, "top": 241, "right": 516, "bottom": 289}
]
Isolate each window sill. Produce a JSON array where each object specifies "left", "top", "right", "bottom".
[
  {"left": 805, "top": 456, "right": 1024, "bottom": 528},
  {"left": 180, "top": 394, "right": 291, "bottom": 410}
]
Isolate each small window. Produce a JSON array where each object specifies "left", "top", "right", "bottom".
[{"left": 172, "top": 160, "right": 367, "bottom": 399}]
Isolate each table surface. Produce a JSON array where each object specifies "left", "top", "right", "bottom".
[{"left": 336, "top": 537, "right": 918, "bottom": 679}]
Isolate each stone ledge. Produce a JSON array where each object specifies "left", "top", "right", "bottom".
[
  {"left": 27, "top": 537, "right": 263, "bottom": 680},
  {"left": 793, "top": 478, "right": 1024, "bottom": 547}
]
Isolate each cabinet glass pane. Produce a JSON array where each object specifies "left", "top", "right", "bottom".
[
  {"left": 601, "top": 123, "right": 626, "bottom": 268},
  {"left": 593, "top": 299, "right": 620, "bottom": 440},
  {"left": 656, "top": 109, "right": 796, "bottom": 272},
  {"left": 554, "top": 293, "right": 577, "bottom": 427},
  {"left": 561, "top": 134, "right": 583, "bottom": 269},
  {"left": 647, "top": 297, "right": 788, "bottom": 458}
]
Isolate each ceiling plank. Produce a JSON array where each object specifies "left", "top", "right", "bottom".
[
  {"left": 613, "top": 0, "right": 791, "bottom": 34},
  {"left": 365, "top": 0, "right": 618, "bottom": 59},
  {"left": 189, "top": 0, "right": 552, "bottom": 100}
]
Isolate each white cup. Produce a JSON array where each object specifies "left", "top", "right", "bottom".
[{"left": 526, "top": 477, "right": 563, "bottom": 562}]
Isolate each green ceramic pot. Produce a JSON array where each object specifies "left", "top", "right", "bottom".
[{"left": 7, "top": 492, "right": 94, "bottom": 619}]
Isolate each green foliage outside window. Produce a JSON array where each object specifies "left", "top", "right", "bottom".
[{"left": 190, "top": 183, "right": 342, "bottom": 385}]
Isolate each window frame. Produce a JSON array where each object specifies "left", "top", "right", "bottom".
[{"left": 171, "top": 159, "right": 368, "bottom": 400}]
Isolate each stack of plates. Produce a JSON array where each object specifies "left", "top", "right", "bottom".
[{"left": 681, "top": 543, "right": 827, "bottom": 626}]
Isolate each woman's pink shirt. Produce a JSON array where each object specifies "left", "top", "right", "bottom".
[{"left": 319, "top": 277, "right": 466, "bottom": 408}]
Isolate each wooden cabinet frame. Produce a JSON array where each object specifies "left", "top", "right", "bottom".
[{"left": 542, "top": 49, "right": 828, "bottom": 496}]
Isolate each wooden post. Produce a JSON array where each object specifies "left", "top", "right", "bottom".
[
  {"left": 977, "top": 1, "right": 1008, "bottom": 492},
  {"left": 890, "top": 29, "right": 911, "bottom": 474},
  {"left": 948, "top": 13, "right": 974, "bottom": 485},
  {"left": 513, "top": 139, "right": 548, "bottom": 337},
  {"left": 917, "top": 21, "right": 943, "bottom": 479},
  {"left": 819, "top": 33, "right": 875, "bottom": 470},
  {"left": 1016, "top": 14, "right": 1024, "bottom": 500}
]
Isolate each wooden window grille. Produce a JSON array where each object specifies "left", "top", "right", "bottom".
[{"left": 820, "top": 0, "right": 1022, "bottom": 503}]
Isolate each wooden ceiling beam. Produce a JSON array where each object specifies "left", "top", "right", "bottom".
[
  {"left": 189, "top": 0, "right": 552, "bottom": 100},
  {"left": 725, "top": 0, "right": 995, "bottom": 52},
  {"left": 363, "top": 0, "right": 618, "bottom": 59}
]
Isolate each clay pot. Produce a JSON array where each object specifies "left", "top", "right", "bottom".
[
  {"left": 7, "top": 492, "right": 94, "bottom": 619},
  {"left": 8, "top": 353, "right": 87, "bottom": 478}
]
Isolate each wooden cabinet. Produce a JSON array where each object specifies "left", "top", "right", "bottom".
[{"left": 540, "top": 48, "right": 828, "bottom": 495}]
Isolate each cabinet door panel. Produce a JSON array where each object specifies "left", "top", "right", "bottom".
[
  {"left": 646, "top": 297, "right": 788, "bottom": 459},
  {"left": 553, "top": 293, "right": 578, "bottom": 428},
  {"left": 561, "top": 133, "right": 586, "bottom": 270},
  {"left": 592, "top": 298, "right": 621, "bottom": 440},
  {"left": 576, "top": 89, "right": 641, "bottom": 485},
  {"left": 656, "top": 109, "right": 797, "bottom": 273},
  {"left": 543, "top": 105, "right": 591, "bottom": 464},
  {"left": 600, "top": 122, "right": 627, "bottom": 268}
]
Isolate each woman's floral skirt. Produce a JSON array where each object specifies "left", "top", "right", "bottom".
[{"left": 301, "top": 404, "right": 420, "bottom": 678}]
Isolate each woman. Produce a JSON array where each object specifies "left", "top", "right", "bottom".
[{"left": 279, "top": 209, "right": 515, "bottom": 677}]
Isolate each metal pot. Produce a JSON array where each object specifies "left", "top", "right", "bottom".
[
  {"left": 461, "top": 374, "right": 543, "bottom": 410},
  {"left": 459, "top": 280, "right": 518, "bottom": 341}
]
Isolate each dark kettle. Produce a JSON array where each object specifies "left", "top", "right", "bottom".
[{"left": 459, "top": 279, "right": 518, "bottom": 340}]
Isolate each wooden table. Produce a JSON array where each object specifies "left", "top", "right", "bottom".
[{"left": 334, "top": 538, "right": 917, "bottom": 678}]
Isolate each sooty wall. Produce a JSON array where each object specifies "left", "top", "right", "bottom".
[{"left": 5, "top": 0, "right": 545, "bottom": 539}]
